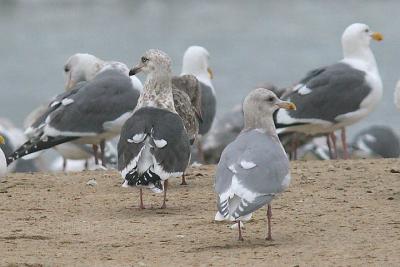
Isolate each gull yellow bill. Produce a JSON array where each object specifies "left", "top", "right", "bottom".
[
  {"left": 371, "top": 32, "right": 383, "bottom": 41},
  {"left": 277, "top": 101, "right": 296, "bottom": 110},
  {"left": 207, "top": 67, "right": 214, "bottom": 79}
]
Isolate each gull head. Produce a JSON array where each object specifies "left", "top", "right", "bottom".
[
  {"left": 341, "top": 23, "right": 383, "bottom": 56},
  {"left": 181, "top": 46, "right": 213, "bottom": 80},
  {"left": 243, "top": 88, "right": 296, "bottom": 119},
  {"left": 129, "top": 49, "right": 172, "bottom": 77},
  {"left": 64, "top": 53, "right": 103, "bottom": 90}
]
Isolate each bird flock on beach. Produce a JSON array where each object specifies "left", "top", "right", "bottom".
[{"left": 1, "top": 22, "right": 400, "bottom": 241}]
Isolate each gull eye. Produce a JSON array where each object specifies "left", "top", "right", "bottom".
[
  {"left": 267, "top": 96, "right": 274, "bottom": 102},
  {"left": 141, "top": 57, "right": 149, "bottom": 63},
  {"left": 365, "top": 28, "right": 369, "bottom": 33},
  {"left": 64, "top": 65, "right": 70, "bottom": 72}
]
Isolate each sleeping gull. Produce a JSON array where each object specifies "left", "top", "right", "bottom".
[
  {"left": 181, "top": 46, "right": 215, "bottom": 160},
  {"left": 7, "top": 69, "right": 140, "bottom": 166},
  {"left": 119, "top": 49, "right": 190, "bottom": 209},
  {"left": 63, "top": 53, "right": 143, "bottom": 164},
  {"left": 171, "top": 74, "right": 203, "bottom": 185},
  {"left": 215, "top": 88, "right": 296, "bottom": 241},
  {"left": 64, "top": 53, "right": 143, "bottom": 91},
  {"left": 351, "top": 126, "right": 400, "bottom": 158},
  {"left": 275, "top": 23, "right": 383, "bottom": 159},
  {"left": 0, "top": 135, "right": 6, "bottom": 178}
]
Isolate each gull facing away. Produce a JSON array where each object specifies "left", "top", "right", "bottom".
[
  {"left": 181, "top": 46, "right": 216, "bottom": 160},
  {"left": 0, "top": 135, "right": 6, "bottom": 178},
  {"left": 276, "top": 23, "right": 383, "bottom": 159},
  {"left": 215, "top": 88, "right": 296, "bottom": 241},
  {"left": 7, "top": 69, "right": 140, "bottom": 166},
  {"left": 118, "top": 49, "right": 191, "bottom": 209}
]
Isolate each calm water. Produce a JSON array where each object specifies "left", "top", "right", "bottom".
[{"left": 0, "top": 0, "right": 399, "bottom": 137}]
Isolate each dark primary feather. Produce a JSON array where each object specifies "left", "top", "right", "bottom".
[{"left": 7, "top": 136, "right": 78, "bottom": 165}]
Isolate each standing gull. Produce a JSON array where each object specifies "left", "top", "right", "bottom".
[
  {"left": 275, "top": 23, "right": 383, "bottom": 159},
  {"left": 119, "top": 49, "right": 190, "bottom": 209},
  {"left": 7, "top": 69, "right": 140, "bottom": 166},
  {"left": 62, "top": 53, "right": 143, "bottom": 165},
  {"left": 172, "top": 74, "right": 203, "bottom": 144},
  {"left": 181, "top": 46, "right": 216, "bottom": 160},
  {"left": 215, "top": 88, "right": 296, "bottom": 241},
  {"left": 172, "top": 74, "right": 203, "bottom": 185}
]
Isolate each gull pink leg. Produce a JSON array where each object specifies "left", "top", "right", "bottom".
[
  {"left": 237, "top": 220, "right": 244, "bottom": 241},
  {"left": 330, "top": 132, "right": 338, "bottom": 159},
  {"left": 139, "top": 189, "right": 145, "bottom": 209},
  {"left": 341, "top": 127, "right": 349, "bottom": 159},
  {"left": 161, "top": 180, "right": 168, "bottom": 209},
  {"left": 266, "top": 204, "right": 273, "bottom": 240}
]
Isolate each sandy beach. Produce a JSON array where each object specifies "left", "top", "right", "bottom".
[{"left": 1, "top": 159, "right": 400, "bottom": 266}]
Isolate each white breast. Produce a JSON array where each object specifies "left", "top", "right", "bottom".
[{"left": 0, "top": 149, "right": 7, "bottom": 178}]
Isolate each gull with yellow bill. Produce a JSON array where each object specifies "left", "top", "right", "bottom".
[
  {"left": 215, "top": 88, "right": 296, "bottom": 241},
  {"left": 275, "top": 23, "right": 383, "bottom": 159}
]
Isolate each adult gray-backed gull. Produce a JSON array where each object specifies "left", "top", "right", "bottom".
[
  {"left": 7, "top": 69, "right": 140, "bottom": 166},
  {"left": 275, "top": 23, "right": 383, "bottom": 159},
  {"left": 351, "top": 126, "right": 400, "bottom": 158},
  {"left": 215, "top": 88, "right": 295, "bottom": 241},
  {"left": 62, "top": 53, "right": 143, "bottom": 165},
  {"left": 181, "top": 46, "right": 215, "bottom": 160},
  {"left": 119, "top": 49, "right": 190, "bottom": 209}
]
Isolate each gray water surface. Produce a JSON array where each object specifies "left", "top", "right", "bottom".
[{"left": 0, "top": 0, "right": 399, "bottom": 137}]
